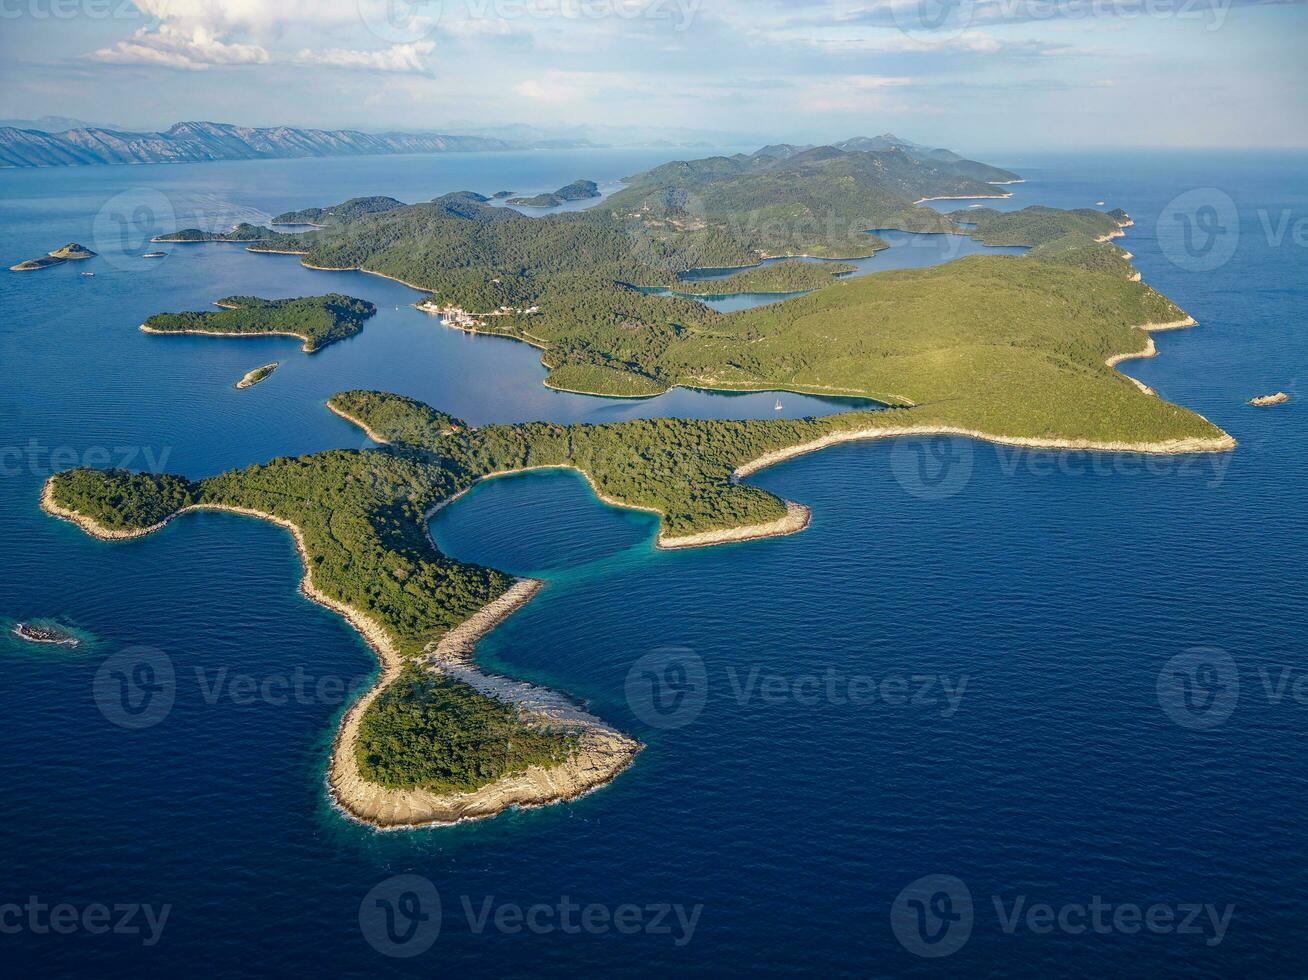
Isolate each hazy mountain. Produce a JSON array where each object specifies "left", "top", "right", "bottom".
[
  {"left": 438, "top": 120, "right": 739, "bottom": 149},
  {"left": 0, "top": 115, "right": 121, "bottom": 133},
  {"left": 835, "top": 134, "right": 1017, "bottom": 183},
  {"left": 0, "top": 120, "right": 586, "bottom": 168}
]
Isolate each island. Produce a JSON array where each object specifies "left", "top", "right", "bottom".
[
  {"left": 54, "top": 138, "right": 1238, "bottom": 829},
  {"left": 9, "top": 242, "right": 97, "bottom": 271},
  {"left": 151, "top": 223, "right": 274, "bottom": 243},
  {"left": 491, "top": 190, "right": 514, "bottom": 199},
  {"left": 11, "top": 622, "right": 79, "bottom": 647},
  {"left": 235, "top": 362, "right": 279, "bottom": 388},
  {"left": 1248, "top": 392, "right": 1290, "bottom": 407},
  {"left": 508, "top": 179, "right": 600, "bottom": 208},
  {"left": 141, "top": 294, "right": 376, "bottom": 353}
]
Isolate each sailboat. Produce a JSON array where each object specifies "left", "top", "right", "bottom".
[{"left": 774, "top": 397, "right": 783, "bottom": 411}]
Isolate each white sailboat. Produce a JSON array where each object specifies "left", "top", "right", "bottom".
[{"left": 774, "top": 397, "right": 783, "bottom": 411}]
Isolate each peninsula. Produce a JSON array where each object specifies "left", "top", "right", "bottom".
[
  {"left": 45, "top": 351, "right": 1232, "bottom": 826},
  {"left": 141, "top": 294, "right": 376, "bottom": 353},
  {"left": 508, "top": 179, "right": 601, "bottom": 208},
  {"left": 151, "top": 223, "right": 275, "bottom": 243}
]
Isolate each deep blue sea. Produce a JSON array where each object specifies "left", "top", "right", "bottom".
[{"left": 1, "top": 148, "right": 1305, "bottom": 977}]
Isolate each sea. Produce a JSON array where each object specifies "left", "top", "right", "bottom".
[{"left": 0, "top": 147, "right": 1304, "bottom": 977}]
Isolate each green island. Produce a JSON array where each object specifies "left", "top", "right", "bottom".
[
  {"left": 272, "top": 196, "right": 405, "bottom": 226},
  {"left": 235, "top": 362, "right": 279, "bottom": 389},
  {"left": 151, "top": 222, "right": 275, "bottom": 243},
  {"left": 54, "top": 139, "right": 1236, "bottom": 828},
  {"left": 9, "top": 242, "right": 97, "bottom": 271},
  {"left": 141, "top": 294, "right": 376, "bottom": 353},
  {"left": 198, "top": 141, "right": 1174, "bottom": 399},
  {"left": 508, "top": 178, "right": 601, "bottom": 208}
]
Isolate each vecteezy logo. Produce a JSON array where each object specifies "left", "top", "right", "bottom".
[
  {"left": 891, "top": 0, "right": 976, "bottom": 44},
  {"left": 889, "top": 436, "right": 974, "bottom": 500},
  {"left": 1157, "top": 647, "right": 1240, "bottom": 730},
  {"left": 624, "top": 647, "right": 707, "bottom": 729},
  {"left": 93, "top": 647, "right": 176, "bottom": 729},
  {"left": 891, "top": 874, "right": 973, "bottom": 958},
  {"left": 91, "top": 187, "right": 176, "bottom": 272},
  {"left": 1157, "top": 188, "right": 1240, "bottom": 272},
  {"left": 357, "top": 0, "right": 443, "bottom": 44},
  {"left": 359, "top": 874, "right": 441, "bottom": 958}
]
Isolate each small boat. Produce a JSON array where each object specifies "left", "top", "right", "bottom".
[
  {"left": 1096, "top": 201, "right": 1105, "bottom": 206},
  {"left": 774, "top": 398, "right": 783, "bottom": 411},
  {"left": 81, "top": 271, "right": 94, "bottom": 276}
]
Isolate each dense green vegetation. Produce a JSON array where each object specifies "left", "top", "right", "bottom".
[
  {"left": 542, "top": 363, "right": 666, "bottom": 397},
  {"left": 52, "top": 142, "right": 1233, "bottom": 799},
  {"left": 956, "top": 205, "right": 1124, "bottom": 248},
  {"left": 672, "top": 260, "right": 857, "bottom": 295},
  {"left": 508, "top": 192, "right": 566, "bottom": 207},
  {"left": 210, "top": 142, "right": 1181, "bottom": 399},
  {"left": 50, "top": 469, "right": 197, "bottom": 530},
  {"left": 355, "top": 666, "right": 579, "bottom": 791},
  {"left": 153, "top": 223, "right": 274, "bottom": 243},
  {"left": 273, "top": 196, "right": 404, "bottom": 226},
  {"left": 508, "top": 179, "right": 600, "bottom": 207},
  {"left": 142, "top": 294, "right": 376, "bottom": 352},
  {"left": 48, "top": 367, "right": 1230, "bottom": 791},
  {"left": 49, "top": 378, "right": 1229, "bottom": 656}
]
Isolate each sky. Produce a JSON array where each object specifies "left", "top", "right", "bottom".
[{"left": 1, "top": 0, "right": 1306, "bottom": 150}]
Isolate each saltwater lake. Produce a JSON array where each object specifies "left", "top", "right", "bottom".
[{"left": 1, "top": 148, "right": 1304, "bottom": 976}]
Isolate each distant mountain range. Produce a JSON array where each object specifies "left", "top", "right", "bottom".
[
  {"left": 0, "top": 121, "right": 1008, "bottom": 176},
  {"left": 0, "top": 115, "right": 123, "bottom": 133},
  {"left": 0, "top": 120, "right": 596, "bottom": 168}
]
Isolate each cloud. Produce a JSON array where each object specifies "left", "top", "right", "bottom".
[
  {"left": 292, "top": 42, "right": 437, "bottom": 74},
  {"left": 128, "top": 0, "right": 365, "bottom": 35},
  {"left": 791, "top": 74, "right": 916, "bottom": 113},
  {"left": 89, "top": 25, "right": 270, "bottom": 71},
  {"left": 514, "top": 70, "right": 650, "bottom": 103},
  {"left": 776, "top": 0, "right": 1295, "bottom": 32},
  {"left": 86, "top": 2, "right": 438, "bottom": 75},
  {"left": 788, "top": 30, "right": 1082, "bottom": 57}
]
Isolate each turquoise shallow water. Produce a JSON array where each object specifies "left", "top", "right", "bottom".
[{"left": 1, "top": 149, "right": 1305, "bottom": 976}]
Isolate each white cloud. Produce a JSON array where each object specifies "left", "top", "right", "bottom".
[
  {"left": 292, "top": 42, "right": 437, "bottom": 74},
  {"left": 89, "top": 24, "right": 270, "bottom": 71},
  {"left": 86, "top": 1, "right": 439, "bottom": 74},
  {"left": 128, "top": 0, "right": 365, "bottom": 35},
  {"left": 791, "top": 74, "right": 916, "bottom": 113},
  {"left": 514, "top": 70, "right": 644, "bottom": 103}
]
